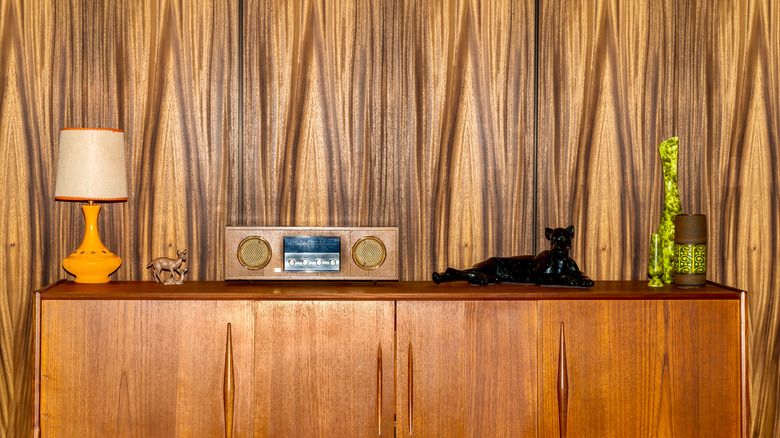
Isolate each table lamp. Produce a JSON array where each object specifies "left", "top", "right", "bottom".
[{"left": 55, "top": 128, "right": 128, "bottom": 283}]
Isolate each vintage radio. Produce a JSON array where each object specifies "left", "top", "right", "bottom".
[{"left": 225, "top": 227, "right": 398, "bottom": 280}]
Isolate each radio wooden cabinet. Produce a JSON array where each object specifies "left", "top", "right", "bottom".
[{"left": 34, "top": 281, "right": 747, "bottom": 437}]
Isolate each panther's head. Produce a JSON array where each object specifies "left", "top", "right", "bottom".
[{"left": 545, "top": 225, "right": 575, "bottom": 259}]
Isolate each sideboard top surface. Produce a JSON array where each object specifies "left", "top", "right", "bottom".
[{"left": 36, "top": 280, "right": 745, "bottom": 301}]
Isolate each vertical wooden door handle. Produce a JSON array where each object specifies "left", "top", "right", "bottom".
[
  {"left": 408, "top": 342, "right": 414, "bottom": 435},
  {"left": 377, "top": 343, "right": 383, "bottom": 435},
  {"left": 224, "top": 323, "right": 235, "bottom": 438},
  {"left": 558, "top": 322, "right": 569, "bottom": 438}
]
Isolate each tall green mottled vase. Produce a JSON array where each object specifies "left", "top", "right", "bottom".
[{"left": 656, "top": 137, "right": 683, "bottom": 283}]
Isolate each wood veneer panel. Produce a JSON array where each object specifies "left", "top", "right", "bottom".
[
  {"left": 37, "top": 280, "right": 744, "bottom": 301},
  {"left": 539, "top": 2, "right": 778, "bottom": 433},
  {"left": 251, "top": 300, "right": 394, "bottom": 436},
  {"left": 396, "top": 301, "right": 538, "bottom": 437},
  {"left": 4, "top": 0, "right": 239, "bottom": 284},
  {"left": 0, "top": 1, "right": 35, "bottom": 435},
  {"left": 700, "top": 1, "right": 780, "bottom": 434},
  {"left": 242, "top": 0, "right": 535, "bottom": 280},
  {"left": 0, "top": 1, "right": 78, "bottom": 434},
  {"left": 539, "top": 299, "right": 742, "bottom": 437},
  {"left": 4, "top": 0, "right": 776, "bottom": 435},
  {"left": 119, "top": 0, "right": 239, "bottom": 282},
  {"left": 1, "top": 3, "right": 238, "bottom": 433},
  {"left": 393, "top": 0, "right": 536, "bottom": 279},
  {"left": 39, "top": 300, "right": 254, "bottom": 437},
  {"left": 537, "top": 0, "right": 679, "bottom": 281}
]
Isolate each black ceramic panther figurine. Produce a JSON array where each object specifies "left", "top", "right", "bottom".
[{"left": 432, "top": 226, "right": 595, "bottom": 287}]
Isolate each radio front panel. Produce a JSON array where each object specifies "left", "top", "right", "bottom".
[{"left": 225, "top": 227, "right": 398, "bottom": 280}]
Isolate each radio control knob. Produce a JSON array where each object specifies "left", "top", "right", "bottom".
[
  {"left": 288, "top": 259, "right": 295, "bottom": 266},
  {"left": 330, "top": 259, "right": 337, "bottom": 266},
  {"left": 316, "top": 259, "right": 323, "bottom": 266},
  {"left": 302, "top": 258, "right": 309, "bottom": 266}
]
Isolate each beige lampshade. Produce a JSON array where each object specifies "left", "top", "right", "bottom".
[{"left": 55, "top": 128, "right": 128, "bottom": 201}]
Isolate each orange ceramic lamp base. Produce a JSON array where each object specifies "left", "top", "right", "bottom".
[{"left": 62, "top": 204, "right": 122, "bottom": 283}]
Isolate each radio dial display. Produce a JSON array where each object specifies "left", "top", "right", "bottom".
[{"left": 283, "top": 236, "right": 340, "bottom": 272}]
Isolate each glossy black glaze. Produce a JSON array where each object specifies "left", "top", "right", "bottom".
[{"left": 432, "top": 226, "right": 595, "bottom": 288}]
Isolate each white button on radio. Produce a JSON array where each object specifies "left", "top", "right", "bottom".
[
  {"left": 288, "top": 259, "right": 295, "bottom": 266},
  {"left": 316, "top": 259, "right": 323, "bottom": 266},
  {"left": 302, "top": 258, "right": 309, "bottom": 266},
  {"left": 330, "top": 259, "right": 337, "bottom": 266}
]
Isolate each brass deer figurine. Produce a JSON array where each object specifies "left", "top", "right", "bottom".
[{"left": 146, "top": 249, "right": 187, "bottom": 284}]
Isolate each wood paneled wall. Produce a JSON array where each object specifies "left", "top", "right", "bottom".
[
  {"left": 0, "top": 0, "right": 238, "bottom": 435},
  {"left": 0, "top": 0, "right": 777, "bottom": 436},
  {"left": 241, "top": 0, "right": 535, "bottom": 279},
  {"left": 538, "top": 0, "right": 780, "bottom": 434}
]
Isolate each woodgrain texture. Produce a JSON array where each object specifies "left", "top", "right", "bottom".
[
  {"left": 39, "top": 300, "right": 255, "bottom": 437},
  {"left": 0, "top": 1, "right": 238, "bottom": 435},
  {"left": 396, "top": 301, "right": 538, "bottom": 437},
  {"left": 539, "top": 299, "right": 743, "bottom": 437},
  {"left": 538, "top": 1, "right": 780, "bottom": 434},
  {"left": 241, "top": 0, "right": 536, "bottom": 280},
  {"left": 117, "top": 0, "right": 239, "bottom": 282},
  {"left": 3, "top": 0, "right": 239, "bottom": 285},
  {"left": 537, "top": 0, "right": 677, "bottom": 280},
  {"left": 35, "top": 281, "right": 747, "bottom": 436},
  {"left": 0, "top": 0, "right": 35, "bottom": 434},
  {"left": 35, "top": 279, "right": 745, "bottom": 301},
  {"left": 252, "top": 300, "right": 394, "bottom": 436},
  {"left": 2, "top": 0, "right": 779, "bottom": 435},
  {"left": 709, "top": 2, "right": 780, "bottom": 435}
]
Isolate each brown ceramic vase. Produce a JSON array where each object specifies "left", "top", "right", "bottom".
[{"left": 673, "top": 214, "right": 707, "bottom": 287}]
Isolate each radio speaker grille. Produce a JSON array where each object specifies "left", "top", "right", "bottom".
[
  {"left": 238, "top": 236, "right": 271, "bottom": 270},
  {"left": 352, "top": 236, "right": 386, "bottom": 270}
]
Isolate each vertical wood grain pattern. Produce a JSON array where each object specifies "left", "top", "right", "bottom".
[
  {"left": 119, "top": 0, "right": 239, "bottom": 282},
  {"left": 1, "top": 0, "right": 238, "bottom": 287},
  {"left": 396, "top": 301, "right": 538, "bottom": 437},
  {"left": 251, "top": 301, "right": 395, "bottom": 436},
  {"left": 0, "top": 1, "right": 238, "bottom": 435},
  {"left": 395, "top": 0, "right": 536, "bottom": 277},
  {"left": 539, "top": 299, "right": 743, "bottom": 437},
  {"left": 242, "top": 0, "right": 536, "bottom": 280},
  {"left": 1, "top": 0, "right": 778, "bottom": 435},
  {"left": 39, "top": 300, "right": 254, "bottom": 437},
  {"left": 539, "top": 1, "right": 779, "bottom": 434},
  {"left": 538, "top": 0, "right": 677, "bottom": 280},
  {"left": 0, "top": 0, "right": 34, "bottom": 434},
  {"left": 713, "top": 2, "right": 780, "bottom": 435}
]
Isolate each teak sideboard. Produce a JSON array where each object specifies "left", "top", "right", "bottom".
[{"left": 33, "top": 281, "right": 748, "bottom": 437}]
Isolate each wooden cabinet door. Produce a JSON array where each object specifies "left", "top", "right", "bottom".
[
  {"left": 539, "top": 299, "right": 743, "bottom": 437},
  {"left": 39, "top": 300, "right": 254, "bottom": 437},
  {"left": 251, "top": 300, "right": 395, "bottom": 436},
  {"left": 396, "top": 301, "right": 538, "bottom": 437}
]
